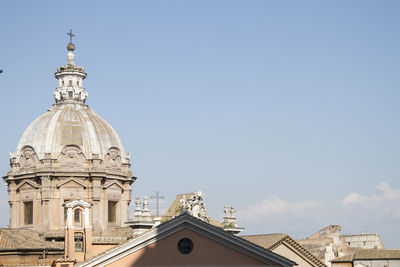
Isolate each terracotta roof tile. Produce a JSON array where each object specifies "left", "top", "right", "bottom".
[
  {"left": 355, "top": 249, "right": 400, "bottom": 260},
  {"left": 0, "top": 228, "right": 63, "bottom": 250}
]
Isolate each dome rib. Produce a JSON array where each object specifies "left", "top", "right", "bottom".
[{"left": 15, "top": 103, "right": 127, "bottom": 164}]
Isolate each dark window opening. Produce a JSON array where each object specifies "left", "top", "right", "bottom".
[
  {"left": 24, "top": 201, "right": 33, "bottom": 225},
  {"left": 108, "top": 201, "right": 117, "bottom": 223},
  {"left": 69, "top": 80, "right": 72, "bottom": 86},
  {"left": 74, "top": 209, "right": 81, "bottom": 224},
  {"left": 178, "top": 238, "right": 193, "bottom": 254},
  {"left": 68, "top": 91, "right": 73, "bottom": 99},
  {"left": 74, "top": 233, "right": 84, "bottom": 252}
]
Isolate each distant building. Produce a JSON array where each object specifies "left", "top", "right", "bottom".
[
  {"left": 331, "top": 249, "right": 400, "bottom": 267},
  {"left": 342, "top": 233, "right": 384, "bottom": 250},
  {"left": 297, "top": 225, "right": 384, "bottom": 267}
]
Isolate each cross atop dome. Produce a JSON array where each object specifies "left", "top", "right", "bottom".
[
  {"left": 67, "top": 29, "right": 75, "bottom": 43},
  {"left": 67, "top": 29, "right": 76, "bottom": 52}
]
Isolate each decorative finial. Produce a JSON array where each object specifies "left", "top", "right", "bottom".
[
  {"left": 230, "top": 206, "right": 236, "bottom": 218},
  {"left": 224, "top": 205, "right": 229, "bottom": 217},
  {"left": 67, "top": 29, "right": 76, "bottom": 51},
  {"left": 135, "top": 196, "right": 141, "bottom": 210},
  {"left": 143, "top": 196, "right": 149, "bottom": 211}
]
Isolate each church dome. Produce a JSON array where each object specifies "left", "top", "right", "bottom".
[
  {"left": 14, "top": 40, "right": 128, "bottom": 164},
  {"left": 15, "top": 103, "right": 127, "bottom": 163}
]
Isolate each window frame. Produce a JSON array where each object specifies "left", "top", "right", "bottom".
[{"left": 24, "top": 201, "right": 33, "bottom": 225}]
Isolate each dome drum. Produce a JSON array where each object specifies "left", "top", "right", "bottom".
[{"left": 8, "top": 145, "right": 133, "bottom": 179}]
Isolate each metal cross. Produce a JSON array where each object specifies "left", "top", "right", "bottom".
[
  {"left": 150, "top": 191, "right": 165, "bottom": 217},
  {"left": 67, "top": 29, "right": 75, "bottom": 43}
]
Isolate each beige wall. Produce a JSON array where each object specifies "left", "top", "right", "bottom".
[
  {"left": 104, "top": 228, "right": 271, "bottom": 267},
  {"left": 331, "top": 262, "right": 352, "bottom": 267},
  {"left": 273, "top": 243, "right": 313, "bottom": 267}
]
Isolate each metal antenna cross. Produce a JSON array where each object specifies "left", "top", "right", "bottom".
[{"left": 150, "top": 191, "right": 165, "bottom": 217}]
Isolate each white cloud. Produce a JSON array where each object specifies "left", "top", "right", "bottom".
[
  {"left": 342, "top": 182, "right": 400, "bottom": 206},
  {"left": 342, "top": 192, "right": 379, "bottom": 206},
  {"left": 377, "top": 182, "right": 400, "bottom": 200},
  {"left": 237, "top": 196, "right": 322, "bottom": 223},
  {"left": 235, "top": 182, "right": 400, "bottom": 248}
]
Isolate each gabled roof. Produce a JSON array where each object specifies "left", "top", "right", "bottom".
[
  {"left": 242, "top": 234, "right": 288, "bottom": 249},
  {"left": 79, "top": 213, "right": 296, "bottom": 267},
  {"left": 242, "top": 234, "right": 326, "bottom": 267}
]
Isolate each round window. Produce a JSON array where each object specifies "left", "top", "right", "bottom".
[{"left": 177, "top": 238, "right": 193, "bottom": 254}]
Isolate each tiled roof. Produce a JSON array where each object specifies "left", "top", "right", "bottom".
[
  {"left": 332, "top": 249, "right": 400, "bottom": 262},
  {"left": 92, "top": 227, "right": 134, "bottom": 244},
  {"left": 242, "top": 234, "right": 326, "bottom": 267},
  {"left": 0, "top": 228, "right": 63, "bottom": 250},
  {"left": 163, "top": 193, "right": 194, "bottom": 218},
  {"left": 242, "top": 234, "right": 287, "bottom": 249},
  {"left": 331, "top": 254, "right": 355, "bottom": 262},
  {"left": 354, "top": 249, "right": 400, "bottom": 259}
]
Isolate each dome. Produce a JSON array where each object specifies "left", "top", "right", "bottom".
[
  {"left": 15, "top": 103, "right": 128, "bottom": 163},
  {"left": 5, "top": 35, "right": 134, "bottom": 236},
  {"left": 12, "top": 40, "right": 129, "bottom": 164}
]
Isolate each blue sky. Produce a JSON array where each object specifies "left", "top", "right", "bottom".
[{"left": 1, "top": 1, "right": 400, "bottom": 247}]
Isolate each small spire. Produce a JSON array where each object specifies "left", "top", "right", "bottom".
[
  {"left": 66, "top": 29, "right": 76, "bottom": 65},
  {"left": 53, "top": 30, "right": 87, "bottom": 104}
]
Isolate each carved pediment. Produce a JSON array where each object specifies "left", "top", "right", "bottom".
[
  {"left": 103, "top": 181, "right": 124, "bottom": 191},
  {"left": 19, "top": 146, "right": 40, "bottom": 171},
  {"left": 103, "top": 147, "right": 122, "bottom": 171},
  {"left": 16, "top": 180, "right": 40, "bottom": 191},
  {"left": 57, "top": 178, "right": 87, "bottom": 189},
  {"left": 64, "top": 199, "right": 91, "bottom": 209},
  {"left": 58, "top": 145, "right": 86, "bottom": 169}
]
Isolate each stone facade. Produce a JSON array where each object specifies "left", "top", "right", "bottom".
[{"left": 342, "top": 233, "right": 384, "bottom": 250}]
